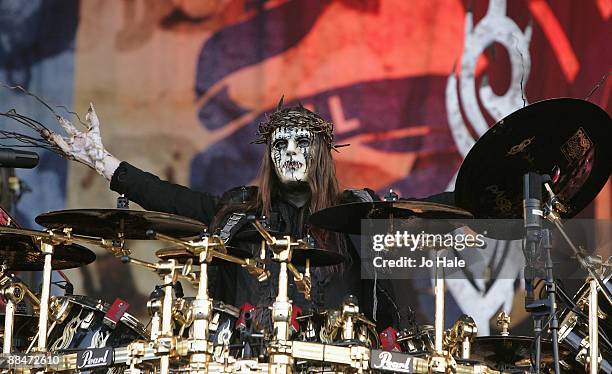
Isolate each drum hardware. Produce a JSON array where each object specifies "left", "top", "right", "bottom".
[
  {"left": 0, "top": 273, "right": 41, "bottom": 354},
  {"left": 149, "top": 230, "right": 270, "bottom": 283},
  {"left": 588, "top": 279, "right": 600, "bottom": 374},
  {"left": 121, "top": 256, "right": 186, "bottom": 374},
  {"left": 541, "top": 183, "right": 612, "bottom": 374},
  {"left": 495, "top": 312, "right": 510, "bottom": 337},
  {"left": 452, "top": 99, "right": 610, "bottom": 373},
  {"left": 338, "top": 297, "right": 376, "bottom": 346},
  {"left": 147, "top": 288, "right": 163, "bottom": 341},
  {"left": 122, "top": 231, "right": 271, "bottom": 373},
  {"left": 557, "top": 273, "right": 612, "bottom": 374},
  {"left": 248, "top": 217, "right": 326, "bottom": 374},
  {"left": 397, "top": 325, "right": 435, "bottom": 354},
  {"left": 0, "top": 276, "right": 40, "bottom": 353},
  {"left": 443, "top": 315, "right": 477, "bottom": 360},
  {"left": 172, "top": 297, "right": 194, "bottom": 337}
]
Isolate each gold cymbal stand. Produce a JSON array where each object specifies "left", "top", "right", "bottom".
[
  {"left": 122, "top": 255, "right": 182, "bottom": 374},
  {"left": 0, "top": 269, "right": 41, "bottom": 354},
  {"left": 249, "top": 218, "right": 312, "bottom": 374}
]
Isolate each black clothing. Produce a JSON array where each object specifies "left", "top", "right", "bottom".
[{"left": 111, "top": 162, "right": 397, "bottom": 329}]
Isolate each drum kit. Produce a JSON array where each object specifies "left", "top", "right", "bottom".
[{"left": 0, "top": 98, "right": 610, "bottom": 373}]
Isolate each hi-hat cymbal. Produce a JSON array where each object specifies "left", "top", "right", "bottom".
[
  {"left": 0, "top": 233, "right": 95, "bottom": 270},
  {"left": 155, "top": 245, "right": 252, "bottom": 265},
  {"left": 309, "top": 201, "right": 473, "bottom": 235},
  {"left": 36, "top": 209, "right": 206, "bottom": 240},
  {"left": 470, "top": 336, "right": 572, "bottom": 369},
  {"left": 456, "top": 98, "right": 612, "bottom": 221}
]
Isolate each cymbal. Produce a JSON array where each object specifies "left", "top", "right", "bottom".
[
  {"left": 155, "top": 245, "right": 252, "bottom": 265},
  {"left": 456, "top": 98, "right": 612, "bottom": 221},
  {"left": 0, "top": 233, "right": 95, "bottom": 270},
  {"left": 309, "top": 201, "right": 473, "bottom": 235},
  {"left": 289, "top": 247, "right": 345, "bottom": 267},
  {"left": 470, "top": 336, "right": 572, "bottom": 369},
  {"left": 36, "top": 209, "right": 206, "bottom": 240}
]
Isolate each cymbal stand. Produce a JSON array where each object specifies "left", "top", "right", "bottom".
[
  {"left": 0, "top": 270, "right": 18, "bottom": 354},
  {"left": 541, "top": 228, "right": 561, "bottom": 374},
  {"left": 543, "top": 182, "right": 612, "bottom": 374},
  {"left": 146, "top": 286, "right": 164, "bottom": 340},
  {"left": 249, "top": 218, "right": 311, "bottom": 374},
  {"left": 121, "top": 256, "right": 182, "bottom": 374},
  {"left": 35, "top": 239, "right": 54, "bottom": 351},
  {"left": 434, "top": 254, "right": 444, "bottom": 355},
  {"left": 1, "top": 271, "right": 41, "bottom": 355},
  {"left": 187, "top": 236, "right": 217, "bottom": 373}
]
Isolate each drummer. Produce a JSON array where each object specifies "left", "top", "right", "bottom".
[{"left": 44, "top": 100, "right": 398, "bottom": 331}]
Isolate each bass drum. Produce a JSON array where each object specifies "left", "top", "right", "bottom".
[
  {"left": 558, "top": 275, "right": 612, "bottom": 373},
  {"left": 46, "top": 295, "right": 146, "bottom": 372}
]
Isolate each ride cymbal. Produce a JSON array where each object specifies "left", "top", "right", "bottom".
[
  {"left": 455, "top": 98, "right": 612, "bottom": 220},
  {"left": 309, "top": 201, "right": 473, "bottom": 235},
  {"left": 36, "top": 209, "right": 206, "bottom": 240}
]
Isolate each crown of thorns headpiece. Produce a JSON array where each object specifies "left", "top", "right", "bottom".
[{"left": 253, "top": 97, "right": 347, "bottom": 150}]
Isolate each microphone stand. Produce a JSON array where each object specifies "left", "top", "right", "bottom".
[
  {"left": 542, "top": 182, "right": 612, "bottom": 374},
  {"left": 522, "top": 172, "right": 545, "bottom": 373},
  {"left": 541, "top": 227, "right": 561, "bottom": 374}
]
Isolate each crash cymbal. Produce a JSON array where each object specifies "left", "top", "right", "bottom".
[
  {"left": 456, "top": 98, "right": 612, "bottom": 221},
  {"left": 289, "top": 247, "right": 345, "bottom": 267},
  {"left": 0, "top": 233, "right": 95, "bottom": 270},
  {"left": 36, "top": 209, "right": 206, "bottom": 240},
  {"left": 155, "top": 245, "right": 252, "bottom": 265},
  {"left": 470, "top": 336, "right": 572, "bottom": 369},
  {"left": 309, "top": 200, "right": 473, "bottom": 235}
]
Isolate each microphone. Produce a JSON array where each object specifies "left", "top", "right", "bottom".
[
  {"left": 0, "top": 148, "right": 39, "bottom": 169},
  {"left": 523, "top": 172, "right": 543, "bottom": 307}
]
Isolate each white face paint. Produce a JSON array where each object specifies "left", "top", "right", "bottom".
[{"left": 270, "top": 126, "right": 314, "bottom": 184}]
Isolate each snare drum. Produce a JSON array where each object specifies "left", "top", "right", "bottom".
[{"left": 46, "top": 295, "right": 146, "bottom": 351}]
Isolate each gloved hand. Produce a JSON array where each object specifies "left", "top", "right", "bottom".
[{"left": 44, "top": 103, "right": 120, "bottom": 181}]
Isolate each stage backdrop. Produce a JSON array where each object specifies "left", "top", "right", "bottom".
[{"left": 1, "top": 0, "right": 610, "bottom": 334}]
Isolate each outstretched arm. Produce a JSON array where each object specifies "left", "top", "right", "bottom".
[
  {"left": 110, "top": 161, "right": 218, "bottom": 225},
  {"left": 44, "top": 104, "right": 218, "bottom": 224}
]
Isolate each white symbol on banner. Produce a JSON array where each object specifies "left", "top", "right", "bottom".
[
  {"left": 445, "top": 0, "right": 532, "bottom": 189},
  {"left": 443, "top": 0, "right": 532, "bottom": 335}
]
